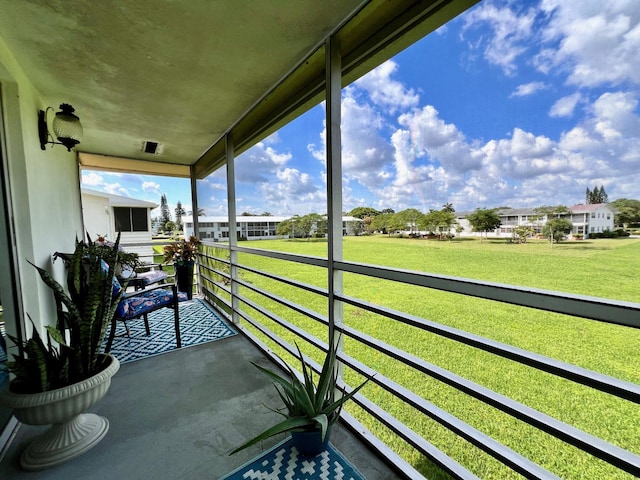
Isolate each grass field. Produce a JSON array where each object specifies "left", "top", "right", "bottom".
[{"left": 202, "top": 236, "right": 640, "bottom": 479}]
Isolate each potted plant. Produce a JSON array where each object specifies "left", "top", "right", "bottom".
[
  {"left": 230, "top": 337, "right": 371, "bottom": 457},
  {"left": 163, "top": 235, "right": 201, "bottom": 299},
  {"left": 0, "top": 234, "right": 125, "bottom": 470}
]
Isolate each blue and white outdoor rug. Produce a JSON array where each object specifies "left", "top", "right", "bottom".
[
  {"left": 104, "top": 298, "right": 236, "bottom": 363},
  {"left": 220, "top": 437, "right": 365, "bottom": 480}
]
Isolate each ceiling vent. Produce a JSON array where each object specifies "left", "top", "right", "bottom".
[{"left": 143, "top": 141, "right": 160, "bottom": 154}]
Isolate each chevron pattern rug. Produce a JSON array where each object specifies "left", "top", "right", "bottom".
[
  {"left": 104, "top": 298, "right": 236, "bottom": 363},
  {"left": 221, "top": 438, "right": 365, "bottom": 480}
]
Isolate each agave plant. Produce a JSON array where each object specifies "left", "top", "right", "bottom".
[
  {"left": 5, "top": 234, "right": 126, "bottom": 393},
  {"left": 230, "top": 337, "right": 372, "bottom": 455}
]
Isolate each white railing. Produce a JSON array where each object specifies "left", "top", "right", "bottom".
[{"left": 197, "top": 241, "right": 640, "bottom": 480}]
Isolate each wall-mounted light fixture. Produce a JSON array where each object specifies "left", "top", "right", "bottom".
[{"left": 38, "top": 103, "right": 83, "bottom": 151}]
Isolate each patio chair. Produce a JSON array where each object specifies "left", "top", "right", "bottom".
[{"left": 103, "top": 277, "right": 188, "bottom": 353}]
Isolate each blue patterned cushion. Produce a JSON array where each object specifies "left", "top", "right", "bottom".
[
  {"left": 117, "top": 288, "right": 186, "bottom": 320},
  {"left": 136, "top": 270, "right": 168, "bottom": 286}
]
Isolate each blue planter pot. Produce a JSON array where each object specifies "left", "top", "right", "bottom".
[{"left": 290, "top": 426, "right": 331, "bottom": 457}]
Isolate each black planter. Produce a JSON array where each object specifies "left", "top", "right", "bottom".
[{"left": 174, "top": 261, "right": 194, "bottom": 299}]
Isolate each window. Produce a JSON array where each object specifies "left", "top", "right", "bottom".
[
  {"left": 591, "top": 213, "right": 595, "bottom": 218},
  {"left": 114, "top": 207, "right": 148, "bottom": 232},
  {"left": 607, "top": 214, "right": 611, "bottom": 220}
]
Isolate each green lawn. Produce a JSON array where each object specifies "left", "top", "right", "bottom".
[{"left": 204, "top": 236, "right": 640, "bottom": 479}]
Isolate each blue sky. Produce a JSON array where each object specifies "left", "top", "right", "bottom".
[{"left": 82, "top": 0, "right": 640, "bottom": 219}]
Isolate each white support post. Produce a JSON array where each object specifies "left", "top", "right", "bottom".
[
  {"left": 325, "top": 36, "right": 344, "bottom": 377},
  {"left": 189, "top": 165, "right": 201, "bottom": 295},
  {"left": 225, "top": 133, "right": 240, "bottom": 324}
]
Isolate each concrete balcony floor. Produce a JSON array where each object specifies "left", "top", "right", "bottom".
[{"left": 0, "top": 333, "right": 403, "bottom": 479}]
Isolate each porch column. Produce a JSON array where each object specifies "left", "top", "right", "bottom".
[
  {"left": 325, "top": 36, "right": 343, "bottom": 354},
  {"left": 189, "top": 165, "right": 201, "bottom": 295},
  {"left": 225, "top": 133, "right": 240, "bottom": 324}
]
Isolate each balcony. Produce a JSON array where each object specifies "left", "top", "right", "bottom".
[
  {"left": 0, "top": 331, "right": 401, "bottom": 480},
  {"left": 1, "top": 1, "right": 639, "bottom": 478}
]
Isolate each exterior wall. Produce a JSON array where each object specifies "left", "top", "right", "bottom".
[
  {"left": 584, "top": 207, "right": 614, "bottom": 235},
  {"left": 81, "top": 190, "right": 155, "bottom": 262},
  {"left": 82, "top": 193, "right": 113, "bottom": 240},
  {"left": 0, "top": 44, "right": 84, "bottom": 338}
]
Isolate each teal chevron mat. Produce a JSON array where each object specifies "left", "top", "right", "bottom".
[
  {"left": 104, "top": 298, "right": 236, "bottom": 363},
  {"left": 221, "top": 437, "right": 365, "bottom": 480}
]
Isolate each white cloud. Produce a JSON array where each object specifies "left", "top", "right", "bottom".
[
  {"left": 142, "top": 181, "right": 161, "bottom": 194},
  {"left": 236, "top": 142, "right": 292, "bottom": 183},
  {"left": 103, "top": 183, "right": 130, "bottom": 197},
  {"left": 510, "top": 81, "right": 547, "bottom": 97},
  {"left": 258, "top": 167, "right": 324, "bottom": 215},
  {"left": 81, "top": 172, "right": 104, "bottom": 186},
  {"left": 537, "top": 0, "right": 640, "bottom": 87},
  {"left": 463, "top": 2, "right": 537, "bottom": 75},
  {"left": 354, "top": 61, "right": 420, "bottom": 113},
  {"left": 549, "top": 92, "right": 582, "bottom": 118}
]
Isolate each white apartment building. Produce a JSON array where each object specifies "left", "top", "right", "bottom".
[
  {"left": 456, "top": 204, "right": 616, "bottom": 239},
  {"left": 183, "top": 215, "right": 363, "bottom": 241}
]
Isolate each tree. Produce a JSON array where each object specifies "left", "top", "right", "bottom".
[
  {"left": 164, "top": 220, "right": 176, "bottom": 233},
  {"left": 465, "top": 208, "right": 501, "bottom": 241},
  {"left": 442, "top": 203, "right": 455, "bottom": 213},
  {"left": 348, "top": 206, "right": 380, "bottom": 219},
  {"left": 586, "top": 185, "right": 608, "bottom": 204},
  {"left": 420, "top": 209, "right": 457, "bottom": 239},
  {"left": 188, "top": 208, "right": 206, "bottom": 217},
  {"left": 175, "top": 201, "right": 186, "bottom": 230},
  {"left": 396, "top": 208, "right": 425, "bottom": 235},
  {"left": 512, "top": 225, "right": 534, "bottom": 244},
  {"left": 380, "top": 208, "right": 395, "bottom": 214},
  {"left": 370, "top": 212, "right": 404, "bottom": 236},
  {"left": 159, "top": 194, "right": 171, "bottom": 231},
  {"left": 611, "top": 198, "right": 640, "bottom": 229},
  {"left": 535, "top": 205, "right": 571, "bottom": 247},
  {"left": 542, "top": 218, "right": 572, "bottom": 244}
]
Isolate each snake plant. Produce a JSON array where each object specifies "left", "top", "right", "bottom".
[{"left": 5, "top": 234, "right": 128, "bottom": 393}]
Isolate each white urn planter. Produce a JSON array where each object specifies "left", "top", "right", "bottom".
[{"left": 0, "top": 354, "right": 120, "bottom": 471}]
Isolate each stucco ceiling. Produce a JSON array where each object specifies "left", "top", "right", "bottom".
[{"left": 0, "top": 0, "right": 476, "bottom": 175}]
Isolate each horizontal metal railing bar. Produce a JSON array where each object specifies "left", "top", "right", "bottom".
[
  {"left": 339, "top": 410, "right": 442, "bottom": 480},
  {"left": 336, "top": 260, "right": 640, "bottom": 328},
  {"left": 338, "top": 293, "right": 640, "bottom": 404},
  {"left": 236, "top": 321, "right": 440, "bottom": 480},
  {"left": 236, "top": 293, "right": 326, "bottom": 346},
  {"left": 337, "top": 324, "right": 640, "bottom": 477},
  {"left": 331, "top": 334, "right": 559, "bottom": 479},
  {"left": 343, "top": 400, "right": 482, "bottom": 480},
  {"left": 200, "top": 257, "right": 231, "bottom": 268},
  {"left": 198, "top": 254, "right": 231, "bottom": 268},
  {"left": 236, "top": 263, "right": 328, "bottom": 298},
  {"left": 232, "top": 244, "right": 329, "bottom": 268},
  {"left": 198, "top": 265, "right": 231, "bottom": 284},
  {"left": 200, "top": 277, "right": 231, "bottom": 297},
  {"left": 235, "top": 276, "right": 327, "bottom": 325},
  {"left": 201, "top": 286, "right": 232, "bottom": 310}
]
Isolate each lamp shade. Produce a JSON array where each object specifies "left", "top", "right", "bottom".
[{"left": 52, "top": 103, "right": 83, "bottom": 151}]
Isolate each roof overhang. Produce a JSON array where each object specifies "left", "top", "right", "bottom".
[{"left": 0, "top": 0, "right": 478, "bottom": 178}]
